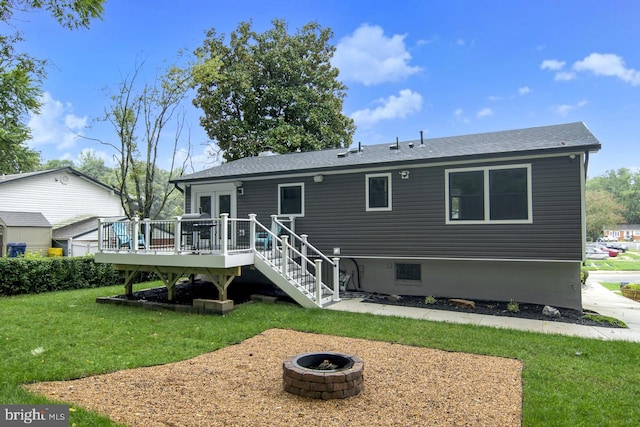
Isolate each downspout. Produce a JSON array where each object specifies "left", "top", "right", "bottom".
[{"left": 583, "top": 151, "right": 590, "bottom": 180}]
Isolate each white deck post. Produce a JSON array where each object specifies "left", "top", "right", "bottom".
[
  {"left": 221, "top": 213, "right": 229, "bottom": 255},
  {"left": 132, "top": 218, "right": 140, "bottom": 251},
  {"left": 248, "top": 214, "right": 257, "bottom": 251},
  {"left": 174, "top": 217, "right": 181, "bottom": 252},
  {"left": 332, "top": 257, "right": 341, "bottom": 302},
  {"left": 300, "top": 234, "right": 308, "bottom": 277},
  {"left": 281, "top": 235, "right": 289, "bottom": 278},
  {"left": 289, "top": 216, "right": 295, "bottom": 233},
  {"left": 315, "top": 259, "right": 323, "bottom": 305},
  {"left": 143, "top": 218, "right": 151, "bottom": 251},
  {"left": 97, "top": 218, "right": 104, "bottom": 252}
]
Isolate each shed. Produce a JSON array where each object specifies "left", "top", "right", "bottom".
[{"left": 0, "top": 211, "right": 52, "bottom": 257}]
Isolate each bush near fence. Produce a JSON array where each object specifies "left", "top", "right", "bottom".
[{"left": 0, "top": 256, "right": 156, "bottom": 296}]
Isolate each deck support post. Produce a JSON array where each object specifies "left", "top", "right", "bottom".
[
  {"left": 332, "top": 257, "right": 341, "bottom": 302},
  {"left": 315, "top": 259, "right": 322, "bottom": 306},
  {"left": 151, "top": 266, "right": 188, "bottom": 301},
  {"left": 123, "top": 266, "right": 142, "bottom": 296}
]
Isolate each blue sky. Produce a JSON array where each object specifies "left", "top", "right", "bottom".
[{"left": 13, "top": 0, "right": 640, "bottom": 177}]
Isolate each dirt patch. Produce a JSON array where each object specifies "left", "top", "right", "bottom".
[{"left": 25, "top": 329, "right": 522, "bottom": 426}]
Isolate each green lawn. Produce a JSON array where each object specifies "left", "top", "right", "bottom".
[
  {"left": 2, "top": 283, "right": 640, "bottom": 426},
  {"left": 584, "top": 249, "right": 640, "bottom": 270}
]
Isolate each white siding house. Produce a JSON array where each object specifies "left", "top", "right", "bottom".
[{"left": 0, "top": 168, "right": 125, "bottom": 255}]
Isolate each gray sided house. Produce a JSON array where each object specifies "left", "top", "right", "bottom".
[{"left": 173, "top": 122, "right": 601, "bottom": 310}]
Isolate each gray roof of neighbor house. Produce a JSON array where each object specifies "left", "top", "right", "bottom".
[
  {"left": 173, "top": 122, "right": 601, "bottom": 183},
  {"left": 0, "top": 211, "right": 51, "bottom": 227},
  {"left": 0, "top": 167, "right": 119, "bottom": 194}
]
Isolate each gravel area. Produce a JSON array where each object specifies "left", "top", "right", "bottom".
[{"left": 25, "top": 329, "right": 522, "bottom": 426}]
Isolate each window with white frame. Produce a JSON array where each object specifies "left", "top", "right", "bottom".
[
  {"left": 446, "top": 164, "right": 532, "bottom": 224},
  {"left": 366, "top": 173, "right": 392, "bottom": 211},
  {"left": 278, "top": 183, "right": 304, "bottom": 216}
]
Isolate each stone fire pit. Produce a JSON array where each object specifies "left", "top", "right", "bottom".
[{"left": 283, "top": 352, "right": 364, "bottom": 399}]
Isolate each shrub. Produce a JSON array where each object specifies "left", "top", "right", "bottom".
[
  {"left": 0, "top": 256, "right": 155, "bottom": 296},
  {"left": 507, "top": 300, "right": 520, "bottom": 313}
]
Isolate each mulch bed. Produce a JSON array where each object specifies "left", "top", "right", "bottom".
[
  {"left": 115, "top": 280, "right": 622, "bottom": 328},
  {"left": 360, "top": 292, "right": 622, "bottom": 327}
]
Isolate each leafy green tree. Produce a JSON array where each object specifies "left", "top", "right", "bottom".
[
  {"left": 76, "top": 150, "right": 112, "bottom": 183},
  {"left": 39, "top": 159, "right": 75, "bottom": 170},
  {"left": 192, "top": 19, "right": 355, "bottom": 161},
  {"left": 585, "top": 189, "right": 625, "bottom": 241},
  {"left": 588, "top": 168, "right": 640, "bottom": 224},
  {"left": 0, "top": 0, "right": 104, "bottom": 174}
]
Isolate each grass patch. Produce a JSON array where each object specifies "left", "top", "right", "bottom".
[
  {"left": 599, "top": 281, "right": 624, "bottom": 293},
  {"left": 1, "top": 282, "right": 640, "bottom": 426},
  {"left": 583, "top": 313, "right": 628, "bottom": 328},
  {"left": 584, "top": 250, "right": 640, "bottom": 271}
]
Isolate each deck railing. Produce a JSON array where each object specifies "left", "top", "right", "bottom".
[{"left": 98, "top": 214, "right": 251, "bottom": 254}]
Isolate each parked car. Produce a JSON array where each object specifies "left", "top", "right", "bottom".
[
  {"left": 605, "top": 243, "right": 627, "bottom": 253},
  {"left": 598, "top": 236, "right": 618, "bottom": 242},
  {"left": 586, "top": 247, "right": 609, "bottom": 260},
  {"left": 589, "top": 243, "right": 619, "bottom": 257}
]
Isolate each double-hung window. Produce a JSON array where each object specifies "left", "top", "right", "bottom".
[
  {"left": 446, "top": 164, "right": 531, "bottom": 224},
  {"left": 278, "top": 183, "right": 304, "bottom": 217},
  {"left": 366, "top": 173, "right": 392, "bottom": 211}
]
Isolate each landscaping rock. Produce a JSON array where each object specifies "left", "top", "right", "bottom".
[
  {"left": 387, "top": 294, "right": 403, "bottom": 303},
  {"left": 542, "top": 305, "right": 561, "bottom": 318},
  {"left": 449, "top": 298, "right": 476, "bottom": 310}
]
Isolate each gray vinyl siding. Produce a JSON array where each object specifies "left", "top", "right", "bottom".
[{"left": 237, "top": 154, "right": 583, "bottom": 261}]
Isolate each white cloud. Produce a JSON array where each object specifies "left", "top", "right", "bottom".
[
  {"left": 477, "top": 108, "right": 493, "bottom": 118},
  {"left": 332, "top": 24, "right": 421, "bottom": 86},
  {"left": 573, "top": 53, "right": 640, "bottom": 86},
  {"left": 27, "top": 92, "right": 88, "bottom": 150},
  {"left": 554, "top": 71, "right": 576, "bottom": 81},
  {"left": 350, "top": 89, "right": 423, "bottom": 127},
  {"left": 456, "top": 38, "right": 465, "bottom": 46},
  {"left": 552, "top": 100, "right": 588, "bottom": 116},
  {"left": 518, "top": 86, "right": 531, "bottom": 96},
  {"left": 486, "top": 95, "right": 501, "bottom": 101},
  {"left": 540, "top": 59, "right": 566, "bottom": 71}
]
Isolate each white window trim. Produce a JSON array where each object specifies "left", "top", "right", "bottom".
[
  {"left": 445, "top": 164, "right": 532, "bottom": 224},
  {"left": 278, "top": 182, "right": 305, "bottom": 217},
  {"left": 366, "top": 172, "right": 392, "bottom": 212}
]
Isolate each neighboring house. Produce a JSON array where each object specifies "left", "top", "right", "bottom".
[
  {"left": 603, "top": 225, "right": 640, "bottom": 242},
  {"left": 0, "top": 211, "right": 52, "bottom": 257},
  {"left": 169, "top": 122, "right": 601, "bottom": 310},
  {"left": 0, "top": 168, "right": 125, "bottom": 255}
]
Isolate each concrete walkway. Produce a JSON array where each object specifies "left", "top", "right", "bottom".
[{"left": 327, "top": 272, "right": 640, "bottom": 343}]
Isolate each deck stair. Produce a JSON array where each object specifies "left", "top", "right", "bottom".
[{"left": 250, "top": 216, "right": 338, "bottom": 308}]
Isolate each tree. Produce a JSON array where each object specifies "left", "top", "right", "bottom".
[
  {"left": 192, "top": 19, "right": 355, "bottom": 161},
  {"left": 97, "top": 60, "right": 191, "bottom": 219},
  {"left": 76, "top": 150, "right": 112, "bottom": 183},
  {"left": 588, "top": 168, "right": 640, "bottom": 224},
  {"left": 0, "top": 0, "right": 105, "bottom": 174},
  {"left": 585, "top": 189, "right": 625, "bottom": 241},
  {"left": 39, "top": 158, "right": 75, "bottom": 170}
]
